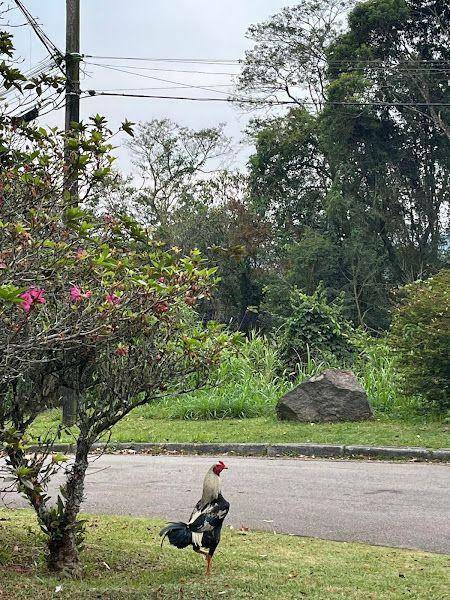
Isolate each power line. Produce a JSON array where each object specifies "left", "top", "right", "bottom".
[
  {"left": 13, "top": 0, "right": 63, "bottom": 66},
  {"left": 85, "top": 53, "right": 450, "bottom": 68},
  {"left": 39, "top": 94, "right": 66, "bottom": 117},
  {"left": 4, "top": 84, "right": 64, "bottom": 119},
  {"left": 0, "top": 57, "right": 55, "bottom": 97},
  {"left": 84, "top": 54, "right": 240, "bottom": 65},
  {"left": 84, "top": 91, "right": 282, "bottom": 104},
  {"left": 85, "top": 63, "right": 238, "bottom": 76},
  {"left": 85, "top": 61, "right": 237, "bottom": 97},
  {"left": 95, "top": 85, "right": 234, "bottom": 92},
  {"left": 329, "top": 65, "right": 450, "bottom": 74},
  {"left": 84, "top": 90, "right": 450, "bottom": 108},
  {"left": 327, "top": 59, "right": 450, "bottom": 65}
]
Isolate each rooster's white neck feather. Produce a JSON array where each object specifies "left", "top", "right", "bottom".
[{"left": 200, "top": 466, "right": 220, "bottom": 507}]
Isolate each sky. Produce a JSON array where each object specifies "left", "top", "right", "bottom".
[{"left": 9, "top": 0, "right": 299, "bottom": 175}]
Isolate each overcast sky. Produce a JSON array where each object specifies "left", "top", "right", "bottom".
[{"left": 10, "top": 0, "right": 299, "bottom": 174}]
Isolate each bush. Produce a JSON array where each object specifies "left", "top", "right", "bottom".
[
  {"left": 388, "top": 270, "right": 450, "bottom": 414},
  {"left": 276, "top": 284, "right": 356, "bottom": 369}
]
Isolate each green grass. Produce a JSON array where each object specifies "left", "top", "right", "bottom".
[
  {"left": 31, "top": 410, "right": 449, "bottom": 449},
  {"left": 0, "top": 510, "right": 448, "bottom": 599}
]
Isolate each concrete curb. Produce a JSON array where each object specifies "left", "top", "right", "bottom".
[{"left": 42, "top": 442, "right": 450, "bottom": 462}]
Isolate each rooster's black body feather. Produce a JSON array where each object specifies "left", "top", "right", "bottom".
[{"left": 160, "top": 492, "right": 230, "bottom": 557}]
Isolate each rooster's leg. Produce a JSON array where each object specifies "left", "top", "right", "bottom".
[{"left": 205, "top": 554, "right": 212, "bottom": 576}]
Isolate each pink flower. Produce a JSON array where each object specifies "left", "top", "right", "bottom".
[
  {"left": 106, "top": 292, "right": 121, "bottom": 305},
  {"left": 75, "top": 248, "right": 87, "bottom": 260},
  {"left": 20, "top": 287, "right": 46, "bottom": 313},
  {"left": 70, "top": 285, "right": 92, "bottom": 303},
  {"left": 70, "top": 286, "right": 83, "bottom": 302}
]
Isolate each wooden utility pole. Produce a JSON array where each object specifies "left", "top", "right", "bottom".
[
  {"left": 62, "top": 0, "right": 81, "bottom": 426},
  {"left": 65, "top": 0, "right": 80, "bottom": 135}
]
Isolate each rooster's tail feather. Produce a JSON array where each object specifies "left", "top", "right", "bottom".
[{"left": 159, "top": 522, "right": 192, "bottom": 549}]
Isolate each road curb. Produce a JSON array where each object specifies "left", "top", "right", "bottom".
[{"left": 41, "top": 442, "right": 450, "bottom": 462}]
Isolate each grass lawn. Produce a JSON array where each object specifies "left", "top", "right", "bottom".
[
  {"left": 0, "top": 510, "right": 448, "bottom": 599},
  {"left": 30, "top": 409, "right": 450, "bottom": 450}
]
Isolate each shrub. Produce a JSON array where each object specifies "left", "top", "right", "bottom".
[
  {"left": 276, "top": 284, "right": 356, "bottom": 369},
  {"left": 0, "top": 122, "right": 235, "bottom": 573},
  {"left": 388, "top": 270, "right": 450, "bottom": 414},
  {"left": 0, "top": 65, "right": 236, "bottom": 575}
]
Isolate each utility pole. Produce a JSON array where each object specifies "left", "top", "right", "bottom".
[
  {"left": 62, "top": 0, "right": 81, "bottom": 426},
  {"left": 65, "top": 0, "right": 80, "bottom": 136}
]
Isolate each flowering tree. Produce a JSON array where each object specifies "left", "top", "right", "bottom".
[
  {"left": 0, "top": 13, "right": 236, "bottom": 575},
  {"left": 0, "top": 119, "right": 235, "bottom": 575}
]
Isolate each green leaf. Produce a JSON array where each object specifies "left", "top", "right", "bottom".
[
  {"left": 121, "top": 119, "right": 135, "bottom": 137},
  {"left": 0, "top": 284, "right": 26, "bottom": 304}
]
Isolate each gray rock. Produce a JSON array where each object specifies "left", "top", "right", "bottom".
[{"left": 277, "top": 368, "right": 374, "bottom": 423}]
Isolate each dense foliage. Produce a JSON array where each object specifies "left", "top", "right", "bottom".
[
  {"left": 102, "top": 334, "right": 414, "bottom": 422},
  {"left": 389, "top": 270, "right": 450, "bottom": 414},
  {"left": 106, "top": 0, "right": 449, "bottom": 419},
  {"left": 242, "top": 0, "right": 449, "bottom": 330},
  {"left": 276, "top": 285, "right": 356, "bottom": 369}
]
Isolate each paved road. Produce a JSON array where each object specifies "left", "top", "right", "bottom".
[{"left": 5, "top": 455, "right": 450, "bottom": 554}]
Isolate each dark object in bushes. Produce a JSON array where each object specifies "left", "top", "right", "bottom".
[
  {"left": 277, "top": 369, "right": 374, "bottom": 423},
  {"left": 389, "top": 270, "right": 450, "bottom": 414}
]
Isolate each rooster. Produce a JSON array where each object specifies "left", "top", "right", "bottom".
[{"left": 159, "top": 461, "right": 230, "bottom": 575}]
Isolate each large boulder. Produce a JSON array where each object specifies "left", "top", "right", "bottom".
[{"left": 277, "top": 369, "right": 374, "bottom": 423}]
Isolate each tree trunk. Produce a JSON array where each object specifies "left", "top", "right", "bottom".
[
  {"left": 46, "top": 438, "right": 90, "bottom": 576},
  {"left": 47, "top": 530, "right": 81, "bottom": 576}
]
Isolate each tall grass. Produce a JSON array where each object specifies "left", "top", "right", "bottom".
[
  {"left": 143, "top": 335, "right": 289, "bottom": 420},
  {"left": 354, "top": 340, "right": 423, "bottom": 418},
  {"left": 142, "top": 334, "right": 419, "bottom": 421}
]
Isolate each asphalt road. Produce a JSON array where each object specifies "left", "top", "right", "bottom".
[{"left": 4, "top": 455, "right": 450, "bottom": 554}]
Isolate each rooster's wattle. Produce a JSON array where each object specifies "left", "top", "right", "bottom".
[{"left": 159, "top": 461, "right": 230, "bottom": 575}]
